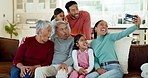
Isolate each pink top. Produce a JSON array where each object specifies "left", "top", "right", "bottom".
[
  {"left": 66, "top": 11, "right": 91, "bottom": 40},
  {"left": 77, "top": 50, "right": 89, "bottom": 69},
  {"left": 72, "top": 48, "right": 94, "bottom": 73}
]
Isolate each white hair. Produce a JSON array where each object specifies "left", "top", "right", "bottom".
[
  {"left": 36, "top": 20, "right": 51, "bottom": 34},
  {"left": 54, "top": 21, "right": 67, "bottom": 31}
]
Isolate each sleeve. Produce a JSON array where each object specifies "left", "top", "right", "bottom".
[
  {"left": 110, "top": 25, "right": 138, "bottom": 41},
  {"left": 13, "top": 40, "right": 27, "bottom": 66},
  {"left": 63, "top": 40, "right": 74, "bottom": 66},
  {"left": 94, "top": 56, "right": 100, "bottom": 70},
  {"left": 67, "top": 23, "right": 71, "bottom": 34},
  {"left": 51, "top": 19, "right": 56, "bottom": 36},
  {"left": 41, "top": 42, "right": 54, "bottom": 66},
  {"left": 83, "top": 12, "right": 91, "bottom": 40},
  {"left": 72, "top": 50, "right": 81, "bottom": 71},
  {"left": 90, "top": 41, "right": 100, "bottom": 70},
  {"left": 86, "top": 49, "right": 94, "bottom": 73}
]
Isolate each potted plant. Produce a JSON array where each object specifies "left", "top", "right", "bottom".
[{"left": 5, "top": 20, "right": 18, "bottom": 38}]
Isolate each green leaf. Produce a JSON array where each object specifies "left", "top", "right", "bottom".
[
  {"left": 11, "top": 27, "right": 15, "bottom": 30},
  {"left": 4, "top": 21, "right": 18, "bottom": 38},
  {"left": 13, "top": 32, "right": 18, "bottom": 36},
  {"left": 5, "top": 26, "right": 11, "bottom": 33},
  {"left": 10, "top": 23, "right": 16, "bottom": 28}
]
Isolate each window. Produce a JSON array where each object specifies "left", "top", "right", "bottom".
[
  {"left": 26, "top": 0, "right": 46, "bottom": 10},
  {"left": 26, "top": 0, "right": 34, "bottom": 10},
  {"left": 102, "top": 0, "right": 143, "bottom": 11},
  {"left": 50, "top": 0, "right": 56, "bottom": 9},
  {"left": 60, "top": 0, "right": 146, "bottom": 27},
  {"left": 16, "top": 0, "right": 23, "bottom": 9},
  {"left": 38, "top": 0, "right": 46, "bottom": 9}
]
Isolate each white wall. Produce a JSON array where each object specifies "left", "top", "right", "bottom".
[
  {"left": 109, "top": 29, "right": 146, "bottom": 45},
  {"left": 0, "top": 0, "right": 13, "bottom": 38},
  {"left": 146, "top": 30, "right": 148, "bottom": 44},
  {"left": 0, "top": 0, "right": 4, "bottom": 36}
]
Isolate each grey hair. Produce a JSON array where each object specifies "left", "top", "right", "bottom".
[
  {"left": 54, "top": 21, "right": 67, "bottom": 31},
  {"left": 36, "top": 20, "right": 51, "bottom": 34}
]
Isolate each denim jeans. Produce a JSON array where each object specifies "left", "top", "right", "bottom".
[
  {"left": 10, "top": 66, "right": 33, "bottom": 78},
  {"left": 86, "top": 64, "right": 123, "bottom": 78}
]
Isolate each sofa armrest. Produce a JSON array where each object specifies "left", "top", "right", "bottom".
[
  {"left": 0, "top": 37, "right": 19, "bottom": 62},
  {"left": 128, "top": 45, "right": 148, "bottom": 70}
]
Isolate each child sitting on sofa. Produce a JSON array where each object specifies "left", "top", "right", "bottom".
[{"left": 69, "top": 34, "right": 94, "bottom": 78}]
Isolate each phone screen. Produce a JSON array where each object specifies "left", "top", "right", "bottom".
[{"left": 124, "top": 14, "right": 133, "bottom": 22}]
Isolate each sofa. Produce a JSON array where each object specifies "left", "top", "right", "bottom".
[
  {"left": 0, "top": 37, "right": 19, "bottom": 78},
  {"left": 0, "top": 37, "right": 148, "bottom": 78},
  {"left": 124, "top": 44, "right": 148, "bottom": 78}
]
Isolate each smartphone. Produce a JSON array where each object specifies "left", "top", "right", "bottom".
[{"left": 124, "top": 14, "right": 133, "bottom": 22}]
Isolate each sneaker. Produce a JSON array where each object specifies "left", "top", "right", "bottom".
[
  {"left": 141, "top": 63, "right": 148, "bottom": 71},
  {"left": 141, "top": 71, "right": 148, "bottom": 78}
]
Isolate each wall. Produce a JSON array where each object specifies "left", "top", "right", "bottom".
[
  {"left": 15, "top": 13, "right": 52, "bottom": 24},
  {"left": 146, "top": 30, "right": 148, "bottom": 44},
  {"left": 0, "top": 0, "right": 13, "bottom": 38},
  {"left": 108, "top": 28, "right": 147, "bottom": 45}
]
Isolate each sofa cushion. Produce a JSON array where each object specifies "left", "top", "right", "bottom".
[
  {"left": 0, "top": 37, "right": 19, "bottom": 62},
  {"left": 124, "top": 69, "right": 141, "bottom": 78},
  {"left": 0, "top": 62, "right": 13, "bottom": 78},
  {"left": 115, "top": 37, "right": 133, "bottom": 74}
]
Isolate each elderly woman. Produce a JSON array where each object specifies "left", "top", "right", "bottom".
[{"left": 10, "top": 20, "right": 54, "bottom": 78}]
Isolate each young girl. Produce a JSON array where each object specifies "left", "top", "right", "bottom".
[
  {"left": 50, "top": 8, "right": 71, "bottom": 39},
  {"left": 87, "top": 15, "right": 141, "bottom": 78},
  {"left": 69, "top": 34, "right": 94, "bottom": 78}
]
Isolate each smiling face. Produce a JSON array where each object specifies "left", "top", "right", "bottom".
[
  {"left": 76, "top": 35, "right": 89, "bottom": 51},
  {"left": 95, "top": 21, "right": 108, "bottom": 36},
  {"left": 40, "top": 26, "right": 52, "bottom": 42},
  {"left": 68, "top": 4, "right": 79, "bottom": 19},
  {"left": 55, "top": 12, "right": 65, "bottom": 21}
]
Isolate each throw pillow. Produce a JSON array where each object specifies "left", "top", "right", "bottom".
[
  {"left": 141, "top": 63, "right": 148, "bottom": 71},
  {"left": 115, "top": 37, "right": 133, "bottom": 74}
]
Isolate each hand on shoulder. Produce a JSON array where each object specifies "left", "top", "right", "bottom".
[{"left": 19, "top": 37, "right": 27, "bottom": 46}]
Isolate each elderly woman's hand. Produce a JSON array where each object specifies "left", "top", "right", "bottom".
[
  {"left": 27, "top": 66, "right": 36, "bottom": 77},
  {"left": 20, "top": 66, "right": 29, "bottom": 77}
]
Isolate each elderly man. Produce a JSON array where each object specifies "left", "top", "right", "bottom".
[{"left": 35, "top": 21, "right": 74, "bottom": 78}]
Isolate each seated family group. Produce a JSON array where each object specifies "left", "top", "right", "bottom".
[{"left": 10, "top": 1, "right": 141, "bottom": 78}]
